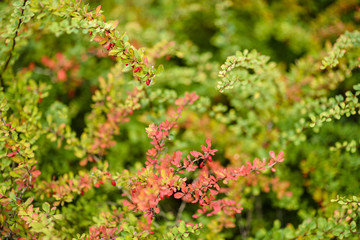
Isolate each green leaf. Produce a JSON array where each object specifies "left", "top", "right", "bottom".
[
  {"left": 42, "top": 202, "right": 50, "bottom": 212},
  {"left": 123, "top": 223, "right": 130, "bottom": 232},
  {"left": 353, "top": 84, "right": 360, "bottom": 91},
  {"left": 9, "top": 191, "right": 16, "bottom": 201},
  {"left": 24, "top": 196, "right": 34, "bottom": 206},
  {"left": 157, "top": 64, "right": 164, "bottom": 74},
  {"left": 172, "top": 227, "right": 178, "bottom": 235},
  {"left": 308, "top": 220, "right": 316, "bottom": 230},
  {"left": 317, "top": 217, "right": 327, "bottom": 230},
  {"left": 31, "top": 222, "right": 45, "bottom": 231},
  {"left": 350, "top": 221, "right": 356, "bottom": 230},
  {"left": 109, "top": 49, "right": 121, "bottom": 56},
  {"left": 178, "top": 221, "right": 186, "bottom": 234}
]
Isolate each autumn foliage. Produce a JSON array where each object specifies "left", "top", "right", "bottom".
[{"left": 1, "top": 0, "right": 360, "bottom": 239}]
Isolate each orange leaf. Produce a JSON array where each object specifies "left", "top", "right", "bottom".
[
  {"left": 109, "top": 20, "right": 119, "bottom": 29},
  {"left": 32, "top": 170, "right": 41, "bottom": 177},
  {"left": 174, "top": 192, "right": 184, "bottom": 199},
  {"left": 93, "top": 36, "right": 104, "bottom": 42},
  {"left": 96, "top": 5, "right": 101, "bottom": 15}
]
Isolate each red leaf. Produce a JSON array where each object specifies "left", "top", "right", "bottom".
[
  {"left": 123, "top": 200, "right": 136, "bottom": 210},
  {"left": 31, "top": 170, "right": 41, "bottom": 177},
  {"left": 57, "top": 69, "right": 67, "bottom": 82},
  {"left": 276, "top": 151, "right": 284, "bottom": 162},
  {"left": 206, "top": 138, "right": 211, "bottom": 147},
  {"left": 190, "top": 151, "right": 202, "bottom": 158},
  {"left": 7, "top": 151, "right": 17, "bottom": 157},
  {"left": 174, "top": 192, "right": 184, "bottom": 199},
  {"left": 209, "top": 189, "right": 218, "bottom": 195},
  {"left": 183, "top": 157, "right": 189, "bottom": 167},
  {"left": 186, "top": 165, "right": 197, "bottom": 172},
  {"left": 171, "top": 151, "right": 182, "bottom": 167}
]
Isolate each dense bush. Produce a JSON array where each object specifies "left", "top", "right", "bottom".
[{"left": 1, "top": 0, "right": 360, "bottom": 239}]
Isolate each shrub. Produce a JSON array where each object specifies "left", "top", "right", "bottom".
[{"left": 1, "top": 0, "right": 360, "bottom": 239}]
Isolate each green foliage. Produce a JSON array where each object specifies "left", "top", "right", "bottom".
[
  {"left": 217, "top": 49, "right": 275, "bottom": 93},
  {"left": 1, "top": 0, "right": 360, "bottom": 239},
  {"left": 321, "top": 31, "right": 360, "bottom": 69}
]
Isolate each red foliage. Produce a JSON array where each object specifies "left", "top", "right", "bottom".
[{"left": 115, "top": 92, "right": 285, "bottom": 226}]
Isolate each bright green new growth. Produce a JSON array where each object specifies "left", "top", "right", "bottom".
[
  {"left": 217, "top": 49, "right": 273, "bottom": 93},
  {"left": 321, "top": 31, "right": 360, "bottom": 69}
]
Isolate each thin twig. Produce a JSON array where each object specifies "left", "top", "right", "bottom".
[
  {"left": 175, "top": 200, "right": 187, "bottom": 222},
  {"left": 0, "top": 0, "right": 29, "bottom": 89}
]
